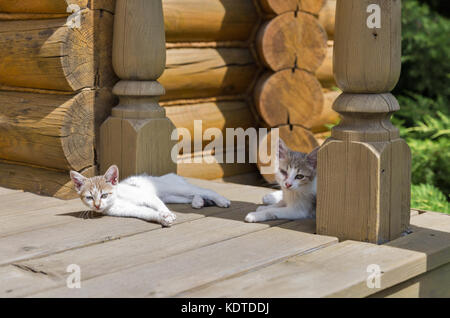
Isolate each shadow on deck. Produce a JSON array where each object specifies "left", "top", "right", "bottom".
[{"left": 0, "top": 179, "right": 448, "bottom": 298}]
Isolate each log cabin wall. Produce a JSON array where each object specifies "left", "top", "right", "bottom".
[
  {"left": 0, "top": 0, "right": 117, "bottom": 199},
  {"left": 0, "top": 0, "right": 340, "bottom": 198}
]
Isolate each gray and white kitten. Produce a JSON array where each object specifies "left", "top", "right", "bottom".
[
  {"left": 70, "top": 165, "right": 231, "bottom": 227},
  {"left": 245, "top": 139, "right": 319, "bottom": 222}
]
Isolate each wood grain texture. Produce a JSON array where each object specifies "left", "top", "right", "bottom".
[
  {"left": 166, "top": 101, "right": 255, "bottom": 152},
  {"left": 333, "top": 0, "right": 401, "bottom": 92},
  {"left": 260, "top": 0, "right": 326, "bottom": 15},
  {"left": 0, "top": 160, "right": 95, "bottom": 199},
  {"left": 163, "top": 0, "right": 258, "bottom": 42},
  {"left": 0, "top": 0, "right": 116, "bottom": 13},
  {"left": 316, "top": 40, "right": 335, "bottom": 88},
  {"left": 177, "top": 148, "right": 257, "bottom": 180},
  {"left": 310, "top": 89, "right": 340, "bottom": 133},
  {"left": 257, "top": 11, "right": 327, "bottom": 72},
  {"left": 319, "top": 0, "right": 335, "bottom": 40},
  {"left": 101, "top": 0, "right": 177, "bottom": 179},
  {"left": 0, "top": 11, "right": 98, "bottom": 92},
  {"left": 254, "top": 69, "right": 323, "bottom": 128},
  {"left": 0, "top": 90, "right": 95, "bottom": 171},
  {"left": 182, "top": 213, "right": 450, "bottom": 297},
  {"left": 29, "top": 220, "right": 336, "bottom": 297},
  {"left": 160, "top": 48, "right": 259, "bottom": 101}
]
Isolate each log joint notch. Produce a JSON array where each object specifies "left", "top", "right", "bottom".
[{"left": 316, "top": 0, "right": 411, "bottom": 244}]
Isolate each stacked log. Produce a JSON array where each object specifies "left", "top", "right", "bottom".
[
  {"left": 253, "top": 0, "right": 341, "bottom": 182},
  {"left": 159, "top": 0, "right": 261, "bottom": 180},
  {"left": 0, "top": 1, "right": 116, "bottom": 198}
]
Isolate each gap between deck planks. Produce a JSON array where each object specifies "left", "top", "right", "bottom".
[
  {"left": 0, "top": 180, "right": 335, "bottom": 297},
  {"left": 0, "top": 181, "right": 448, "bottom": 298}
]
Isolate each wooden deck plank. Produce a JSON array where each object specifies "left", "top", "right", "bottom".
[
  {"left": 0, "top": 187, "right": 22, "bottom": 196},
  {"left": 0, "top": 179, "right": 273, "bottom": 266},
  {"left": 0, "top": 192, "right": 67, "bottom": 216},
  {"left": 1, "top": 209, "right": 290, "bottom": 297},
  {"left": 369, "top": 262, "right": 450, "bottom": 298},
  {"left": 180, "top": 212, "right": 450, "bottom": 298},
  {"left": 27, "top": 220, "right": 337, "bottom": 297}
]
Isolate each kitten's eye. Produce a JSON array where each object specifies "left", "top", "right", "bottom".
[
  {"left": 280, "top": 169, "right": 287, "bottom": 175},
  {"left": 86, "top": 196, "right": 93, "bottom": 200},
  {"left": 296, "top": 174, "right": 305, "bottom": 180},
  {"left": 101, "top": 193, "right": 109, "bottom": 199}
]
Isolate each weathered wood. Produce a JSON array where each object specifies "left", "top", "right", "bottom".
[
  {"left": 0, "top": 161, "right": 95, "bottom": 199},
  {"left": 160, "top": 48, "right": 259, "bottom": 101},
  {"left": 370, "top": 263, "right": 450, "bottom": 298},
  {"left": 0, "top": 10, "right": 114, "bottom": 92},
  {"left": 254, "top": 70, "right": 323, "bottom": 128},
  {"left": 182, "top": 214, "right": 450, "bottom": 297},
  {"left": 163, "top": 0, "right": 258, "bottom": 42},
  {"left": 0, "top": 0, "right": 116, "bottom": 13},
  {"left": 257, "top": 125, "right": 319, "bottom": 183},
  {"left": 2, "top": 210, "right": 288, "bottom": 297},
  {"left": 257, "top": 11, "right": 327, "bottom": 72},
  {"left": 317, "top": 1, "right": 410, "bottom": 244},
  {"left": 333, "top": 0, "right": 401, "bottom": 92},
  {"left": 177, "top": 148, "right": 257, "bottom": 180},
  {"left": 29, "top": 220, "right": 336, "bottom": 297},
  {"left": 0, "top": 90, "right": 96, "bottom": 171},
  {"left": 165, "top": 101, "right": 255, "bottom": 152},
  {"left": 319, "top": 0, "right": 335, "bottom": 40},
  {"left": 316, "top": 41, "right": 335, "bottom": 88},
  {"left": 100, "top": 0, "right": 176, "bottom": 179},
  {"left": 260, "top": 0, "right": 326, "bottom": 15},
  {"left": 310, "top": 89, "right": 340, "bottom": 133}
]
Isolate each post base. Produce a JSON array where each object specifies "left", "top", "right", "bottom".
[
  {"left": 317, "top": 137, "right": 411, "bottom": 244},
  {"left": 100, "top": 116, "right": 177, "bottom": 179}
]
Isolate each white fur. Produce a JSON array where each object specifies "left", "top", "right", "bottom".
[
  {"left": 245, "top": 177, "right": 316, "bottom": 223},
  {"left": 73, "top": 168, "right": 230, "bottom": 227}
]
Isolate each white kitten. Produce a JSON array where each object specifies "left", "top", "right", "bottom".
[
  {"left": 70, "top": 166, "right": 231, "bottom": 227},
  {"left": 245, "top": 139, "right": 318, "bottom": 223}
]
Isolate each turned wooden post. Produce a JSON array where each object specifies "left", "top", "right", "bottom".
[
  {"left": 100, "top": 0, "right": 176, "bottom": 178},
  {"left": 317, "top": 0, "right": 411, "bottom": 244}
]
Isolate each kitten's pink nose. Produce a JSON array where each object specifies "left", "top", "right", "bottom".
[
  {"left": 285, "top": 183, "right": 292, "bottom": 188},
  {"left": 94, "top": 203, "right": 100, "bottom": 210}
]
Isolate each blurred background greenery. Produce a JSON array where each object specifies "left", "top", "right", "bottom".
[{"left": 392, "top": 0, "right": 449, "bottom": 213}]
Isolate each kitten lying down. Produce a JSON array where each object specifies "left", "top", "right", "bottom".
[
  {"left": 245, "top": 139, "right": 319, "bottom": 223},
  {"left": 70, "top": 166, "right": 231, "bottom": 227}
]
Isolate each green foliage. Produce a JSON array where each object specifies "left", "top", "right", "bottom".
[
  {"left": 394, "top": 0, "right": 450, "bottom": 101},
  {"left": 411, "top": 184, "right": 450, "bottom": 214},
  {"left": 391, "top": 0, "right": 450, "bottom": 213}
]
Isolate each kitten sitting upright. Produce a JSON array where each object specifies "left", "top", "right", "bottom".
[
  {"left": 245, "top": 139, "right": 318, "bottom": 223},
  {"left": 70, "top": 165, "right": 231, "bottom": 227}
]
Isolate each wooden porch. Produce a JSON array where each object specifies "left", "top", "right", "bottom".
[{"left": 1, "top": 179, "right": 449, "bottom": 298}]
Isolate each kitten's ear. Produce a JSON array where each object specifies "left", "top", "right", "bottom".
[
  {"left": 306, "top": 147, "right": 320, "bottom": 169},
  {"left": 70, "top": 171, "right": 86, "bottom": 193},
  {"left": 104, "top": 165, "right": 119, "bottom": 185},
  {"left": 278, "top": 138, "right": 289, "bottom": 160}
]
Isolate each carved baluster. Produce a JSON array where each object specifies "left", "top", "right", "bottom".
[
  {"left": 317, "top": 0, "right": 411, "bottom": 244},
  {"left": 100, "top": 0, "right": 176, "bottom": 178}
]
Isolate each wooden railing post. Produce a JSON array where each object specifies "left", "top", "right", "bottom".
[
  {"left": 100, "top": 0, "right": 176, "bottom": 178},
  {"left": 317, "top": 0, "right": 411, "bottom": 244}
]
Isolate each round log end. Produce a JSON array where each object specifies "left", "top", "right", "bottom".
[
  {"left": 254, "top": 69, "right": 324, "bottom": 128},
  {"left": 260, "top": 0, "right": 298, "bottom": 15},
  {"left": 257, "top": 12, "right": 327, "bottom": 72}
]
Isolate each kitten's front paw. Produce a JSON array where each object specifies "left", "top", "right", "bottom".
[
  {"left": 159, "top": 211, "right": 177, "bottom": 227},
  {"left": 245, "top": 212, "right": 257, "bottom": 223}
]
